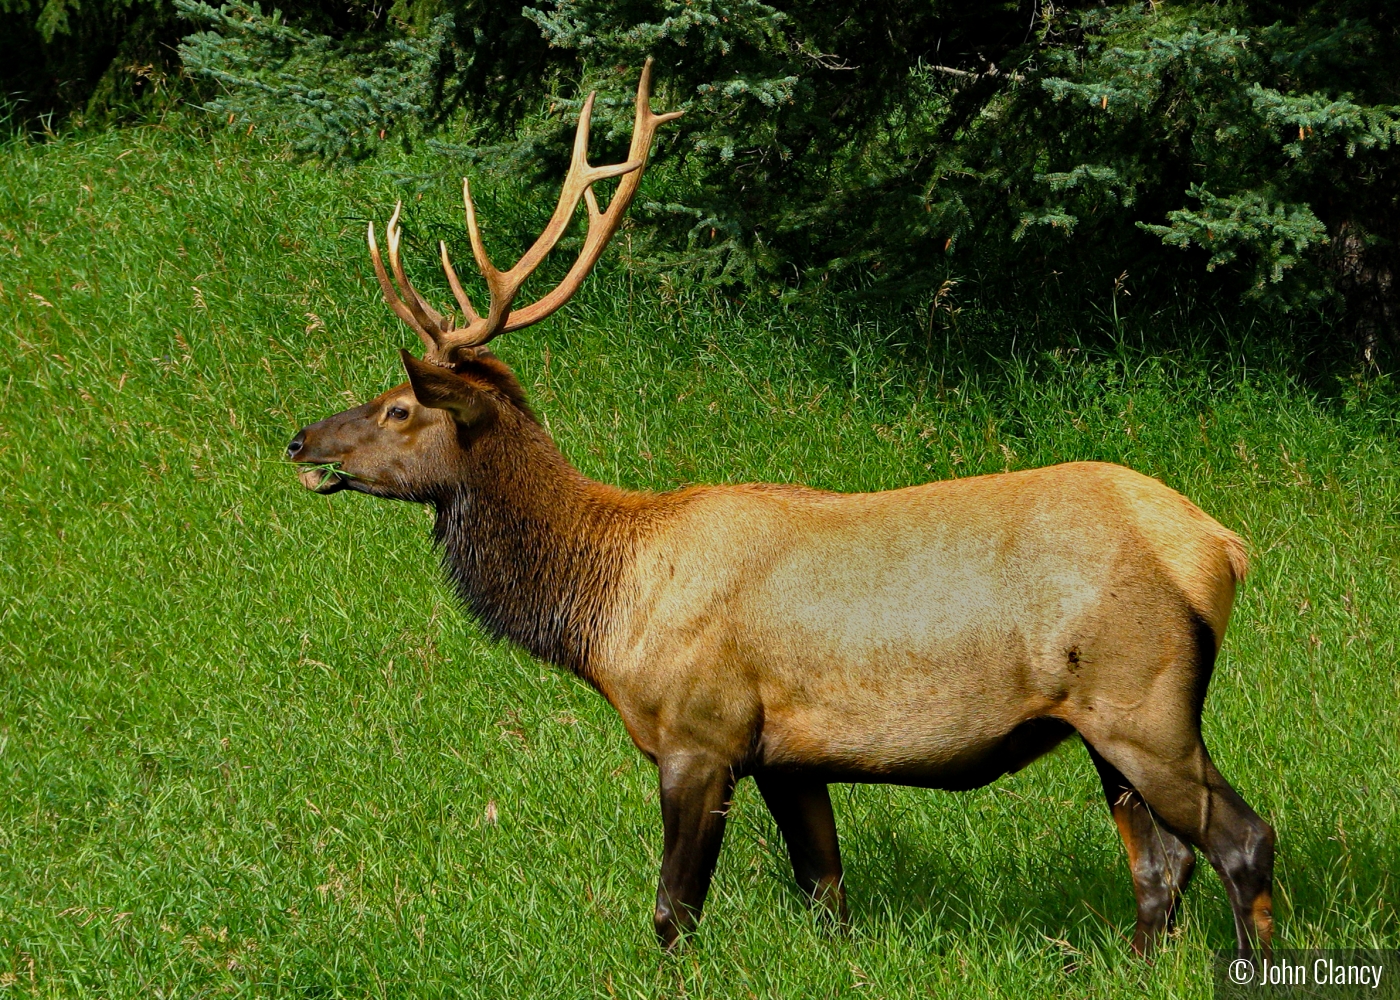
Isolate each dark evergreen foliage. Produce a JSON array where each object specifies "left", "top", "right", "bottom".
[
  {"left": 0, "top": 0, "right": 395, "bottom": 124},
  {"left": 7, "top": 0, "right": 1399, "bottom": 351},
  {"left": 0, "top": 0, "right": 186, "bottom": 123}
]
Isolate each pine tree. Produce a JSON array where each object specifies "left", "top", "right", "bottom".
[{"left": 166, "top": 1, "right": 1400, "bottom": 350}]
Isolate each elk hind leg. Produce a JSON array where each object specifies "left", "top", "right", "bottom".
[
  {"left": 1085, "top": 741, "right": 1196, "bottom": 956},
  {"left": 754, "top": 774, "right": 848, "bottom": 922},
  {"left": 1084, "top": 731, "right": 1274, "bottom": 959}
]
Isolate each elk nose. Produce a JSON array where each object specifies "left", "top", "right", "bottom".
[{"left": 286, "top": 431, "right": 307, "bottom": 460}]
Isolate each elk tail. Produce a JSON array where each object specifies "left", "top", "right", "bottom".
[{"left": 1218, "top": 527, "right": 1250, "bottom": 583}]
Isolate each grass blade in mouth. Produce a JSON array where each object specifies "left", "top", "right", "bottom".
[{"left": 305, "top": 462, "right": 356, "bottom": 480}]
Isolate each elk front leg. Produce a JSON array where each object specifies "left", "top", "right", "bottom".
[
  {"left": 755, "top": 774, "right": 848, "bottom": 922},
  {"left": 653, "top": 753, "right": 736, "bottom": 949}
]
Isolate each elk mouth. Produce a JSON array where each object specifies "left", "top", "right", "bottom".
[{"left": 297, "top": 464, "right": 351, "bottom": 494}]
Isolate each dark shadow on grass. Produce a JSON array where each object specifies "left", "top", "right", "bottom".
[
  {"left": 739, "top": 780, "right": 1400, "bottom": 953},
  {"left": 695, "top": 264, "right": 1398, "bottom": 440},
  {"left": 839, "top": 826, "right": 1138, "bottom": 948},
  {"left": 722, "top": 720, "right": 1399, "bottom": 953}
]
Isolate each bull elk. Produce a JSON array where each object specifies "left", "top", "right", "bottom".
[{"left": 287, "top": 59, "right": 1275, "bottom": 959}]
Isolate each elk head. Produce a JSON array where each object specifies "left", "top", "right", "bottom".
[{"left": 286, "top": 60, "right": 681, "bottom": 498}]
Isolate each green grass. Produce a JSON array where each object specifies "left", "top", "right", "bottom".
[{"left": 1, "top": 120, "right": 1398, "bottom": 998}]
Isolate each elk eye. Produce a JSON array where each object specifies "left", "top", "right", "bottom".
[{"left": 387, "top": 405, "right": 409, "bottom": 421}]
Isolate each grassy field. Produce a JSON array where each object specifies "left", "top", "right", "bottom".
[{"left": 2, "top": 120, "right": 1398, "bottom": 998}]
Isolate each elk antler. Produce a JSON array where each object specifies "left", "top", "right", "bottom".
[{"left": 368, "top": 57, "right": 682, "bottom": 364}]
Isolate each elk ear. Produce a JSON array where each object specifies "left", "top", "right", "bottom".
[{"left": 401, "top": 350, "right": 492, "bottom": 425}]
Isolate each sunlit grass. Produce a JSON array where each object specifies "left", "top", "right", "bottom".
[{"left": 1, "top": 120, "right": 1397, "bottom": 998}]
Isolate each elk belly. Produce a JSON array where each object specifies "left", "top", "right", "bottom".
[
  {"left": 735, "top": 511, "right": 1109, "bottom": 782},
  {"left": 747, "top": 620, "right": 1081, "bottom": 784}
]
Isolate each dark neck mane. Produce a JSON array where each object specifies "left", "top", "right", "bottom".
[{"left": 432, "top": 412, "right": 647, "bottom": 678}]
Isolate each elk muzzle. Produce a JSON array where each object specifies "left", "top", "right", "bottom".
[{"left": 287, "top": 410, "right": 367, "bottom": 494}]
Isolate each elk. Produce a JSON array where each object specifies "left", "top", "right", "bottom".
[{"left": 287, "top": 60, "right": 1275, "bottom": 959}]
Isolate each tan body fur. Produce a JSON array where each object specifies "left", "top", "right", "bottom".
[{"left": 602, "top": 462, "right": 1245, "bottom": 787}]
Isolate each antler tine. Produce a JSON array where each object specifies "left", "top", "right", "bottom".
[
  {"left": 455, "top": 92, "right": 644, "bottom": 343},
  {"left": 491, "top": 56, "right": 682, "bottom": 337},
  {"left": 385, "top": 205, "right": 453, "bottom": 338},
  {"left": 368, "top": 207, "right": 437, "bottom": 353},
  {"left": 439, "top": 237, "right": 480, "bottom": 325},
  {"left": 459, "top": 175, "right": 516, "bottom": 334},
  {"left": 375, "top": 59, "right": 680, "bottom": 361}
]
